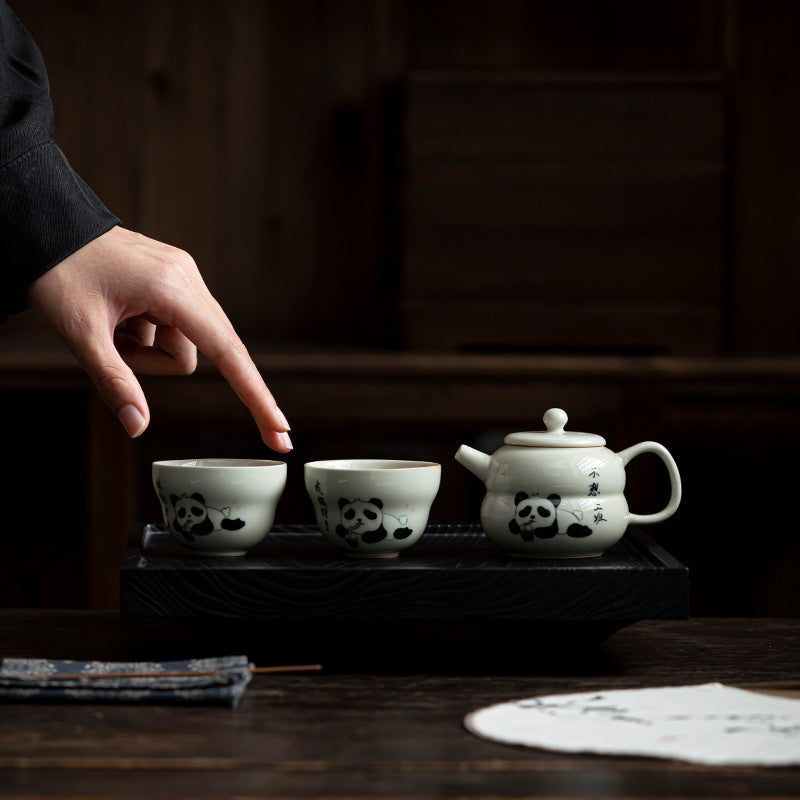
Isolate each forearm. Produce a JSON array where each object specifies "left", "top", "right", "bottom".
[{"left": 0, "top": 0, "right": 119, "bottom": 320}]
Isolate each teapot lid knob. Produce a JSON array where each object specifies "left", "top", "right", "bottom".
[
  {"left": 543, "top": 408, "right": 568, "bottom": 434},
  {"left": 504, "top": 407, "right": 606, "bottom": 447}
]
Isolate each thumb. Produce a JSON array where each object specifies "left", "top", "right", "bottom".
[{"left": 78, "top": 339, "right": 151, "bottom": 438}]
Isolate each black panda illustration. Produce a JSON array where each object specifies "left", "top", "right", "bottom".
[
  {"left": 508, "top": 492, "right": 593, "bottom": 540},
  {"left": 335, "top": 498, "right": 413, "bottom": 548},
  {"left": 169, "top": 493, "right": 246, "bottom": 541}
]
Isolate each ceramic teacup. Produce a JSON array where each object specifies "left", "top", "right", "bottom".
[
  {"left": 304, "top": 459, "right": 441, "bottom": 558},
  {"left": 153, "top": 458, "right": 287, "bottom": 556}
]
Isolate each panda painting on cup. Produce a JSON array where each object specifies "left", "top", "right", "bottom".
[{"left": 335, "top": 498, "right": 413, "bottom": 549}]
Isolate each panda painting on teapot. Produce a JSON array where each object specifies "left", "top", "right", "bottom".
[
  {"left": 455, "top": 408, "right": 682, "bottom": 558},
  {"left": 509, "top": 491, "right": 593, "bottom": 541}
]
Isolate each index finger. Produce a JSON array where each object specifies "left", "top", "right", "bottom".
[{"left": 161, "top": 291, "right": 293, "bottom": 450}]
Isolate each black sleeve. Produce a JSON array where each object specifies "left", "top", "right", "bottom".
[{"left": 0, "top": 0, "right": 120, "bottom": 320}]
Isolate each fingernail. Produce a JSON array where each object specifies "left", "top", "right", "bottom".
[
  {"left": 118, "top": 404, "right": 147, "bottom": 438},
  {"left": 280, "top": 431, "right": 293, "bottom": 451},
  {"left": 275, "top": 406, "right": 291, "bottom": 431}
]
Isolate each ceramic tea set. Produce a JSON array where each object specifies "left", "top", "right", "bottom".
[{"left": 154, "top": 408, "right": 681, "bottom": 560}]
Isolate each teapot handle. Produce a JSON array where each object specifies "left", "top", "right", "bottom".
[{"left": 617, "top": 441, "right": 682, "bottom": 525}]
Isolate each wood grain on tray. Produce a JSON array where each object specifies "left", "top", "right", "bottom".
[{"left": 120, "top": 524, "right": 689, "bottom": 624}]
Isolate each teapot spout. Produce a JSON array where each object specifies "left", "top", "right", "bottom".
[{"left": 455, "top": 444, "right": 493, "bottom": 483}]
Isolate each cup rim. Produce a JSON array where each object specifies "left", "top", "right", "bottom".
[
  {"left": 304, "top": 459, "right": 440, "bottom": 472},
  {"left": 153, "top": 458, "right": 286, "bottom": 468}
]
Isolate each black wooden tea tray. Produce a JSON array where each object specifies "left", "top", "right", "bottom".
[
  {"left": 121, "top": 523, "right": 688, "bottom": 621},
  {"left": 120, "top": 524, "right": 688, "bottom": 667}
]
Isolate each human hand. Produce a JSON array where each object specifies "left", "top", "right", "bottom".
[{"left": 25, "top": 226, "right": 293, "bottom": 452}]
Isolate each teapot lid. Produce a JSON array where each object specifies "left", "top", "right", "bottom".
[{"left": 504, "top": 408, "right": 605, "bottom": 447}]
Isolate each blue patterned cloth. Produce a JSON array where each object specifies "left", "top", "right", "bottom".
[{"left": 0, "top": 655, "right": 253, "bottom": 706}]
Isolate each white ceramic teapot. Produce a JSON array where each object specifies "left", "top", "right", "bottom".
[{"left": 455, "top": 408, "right": 681, "bottom": 558}]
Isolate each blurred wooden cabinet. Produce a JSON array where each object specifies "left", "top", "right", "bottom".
[
  {"left": 398, "top": 0, "right": 799, "bottom": 355},
  {"left": 401, "top": 71, "right": 726, "bottom": 353},
  {"left": 2, "top": 1, "right": 800, "bottom": 613}
]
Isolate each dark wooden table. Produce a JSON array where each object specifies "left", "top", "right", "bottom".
[{"left": 0, "top": 611, "right": 798, "bottom": 798}]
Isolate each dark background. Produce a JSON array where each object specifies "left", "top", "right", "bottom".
[{"left": 2, "top": 0, "right": 799, "bottom": 615}]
